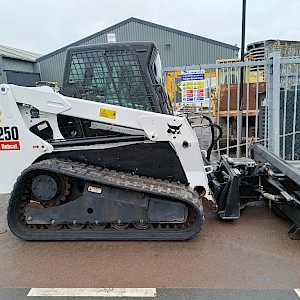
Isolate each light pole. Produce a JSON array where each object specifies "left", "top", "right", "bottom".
[
  {"left": 240, "top": 0, "right": 247, "bottom": 65},
  {"left": 237, "top": 0, "right": 246, "bottom": 157}
]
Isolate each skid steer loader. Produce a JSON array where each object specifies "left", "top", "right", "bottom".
[{"left": 0, "top": 42, "right": 299, "bottom": 240}]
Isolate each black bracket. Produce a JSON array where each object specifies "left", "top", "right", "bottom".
[{"left": 215, "top": 155, "right": 241, "bottom": 219}]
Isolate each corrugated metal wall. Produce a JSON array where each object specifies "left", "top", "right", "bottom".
[
  {"left": 0, "top": 56, "right": 5, "bottom": 83},
  {"left": 38, "top": 52, "right": 67, "bottom": 87},
  {"left": 39, "top": 20, "right": 238, "bottom": 86}
]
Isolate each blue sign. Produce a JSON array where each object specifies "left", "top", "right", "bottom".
[
  {"left": 182, "top": 97, "right": 194, "bottom": 102},
  {"left": 181, "top": 73, "right": 205, "bottom": 81},
  {"left": 196, "top": 97, "right": 205, "bottom": 101}
]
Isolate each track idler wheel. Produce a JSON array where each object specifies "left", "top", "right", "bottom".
[
  {"left": 90, "top": 222, "right": 107, "bottom": 230},
  {"left": 133, "top": 221, "right": 151, "bottom": 230},
  {"left": 112, "top": 223, "right": 129, "bottom": 230},
  {"left": 46, "top": 224, "right": 63, "bottom": 230},
  {"left": 67, "top": 221, "right": 84, "bottom": 230}
]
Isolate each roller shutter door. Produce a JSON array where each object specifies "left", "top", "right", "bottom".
[{"left": 5, "top": 70, "right": 40, "bottom": 87}]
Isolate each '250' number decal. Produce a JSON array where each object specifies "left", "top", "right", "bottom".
[{"left": 0, "top": 126, "right": 19, "bottom": 141}]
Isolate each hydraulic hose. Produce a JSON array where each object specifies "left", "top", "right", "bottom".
[{"left": 199, "top": 116, "right": 223, "bottom": 162}]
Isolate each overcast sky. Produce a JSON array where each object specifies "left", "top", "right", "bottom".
[{"left": 1, "top": 0, "right": 299, "bottom": 55}]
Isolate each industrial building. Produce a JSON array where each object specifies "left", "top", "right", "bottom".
[
  {"left": 0, "top": 45, "right": 41, "bottom": 86},
  {"left": 37, "top": 17, "right": 239, "bottom": 86}
]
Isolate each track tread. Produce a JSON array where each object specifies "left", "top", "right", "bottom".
[{"left": 7, "top": 158, "right": 204, "bottom": 241}]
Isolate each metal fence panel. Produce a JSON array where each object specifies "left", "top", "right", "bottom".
[{"left": 163, "top": 54, "right": 300, "bottom": 162}]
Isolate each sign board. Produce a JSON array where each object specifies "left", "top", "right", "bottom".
[{"left": 181, "top": 71, "right": 205, "bottom": 103}]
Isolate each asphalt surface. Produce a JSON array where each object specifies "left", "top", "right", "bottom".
[
  {"left": 0, "top": 193, "right": 299, "bottom": 299},
  {"left": 0, "top": 288, "right": 299, "bottom": 299}
]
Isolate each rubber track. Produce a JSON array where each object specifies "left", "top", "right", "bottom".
[{"left": 7, "top": 159, "right": 204, "bottom": 241}]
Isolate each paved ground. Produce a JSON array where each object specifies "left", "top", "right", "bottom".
[
  {"left": 0, "top": 193, "right": 299, "bottom": 299},
  {"left": 0, "top": 288, "right": 299, "bottom": 299}
]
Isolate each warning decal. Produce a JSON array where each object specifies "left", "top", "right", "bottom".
[
  {"left": 0, "top": 141, "right": 20, "bottom": 151},
  {"left": 99, "top": 108, "right": 117, "bottom": 120}
]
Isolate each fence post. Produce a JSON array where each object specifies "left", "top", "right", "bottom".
[{"left": 268, "top": 51, "right": 281, "bottom": 156}]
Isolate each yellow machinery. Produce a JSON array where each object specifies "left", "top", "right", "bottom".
[{"left": 165, "top": 71, "right": 182, "bottom": 103}]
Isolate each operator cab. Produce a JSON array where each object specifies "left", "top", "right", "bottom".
[
  {"left": 58, "top": 42, "right": 172, "bottom": 139},
  {"left": 62, "top": 42, "right": 170, "bottom": 113}
]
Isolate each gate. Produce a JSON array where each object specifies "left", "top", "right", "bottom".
[{"left": 164, "top": 53, "right": 300, "bottom": 164}]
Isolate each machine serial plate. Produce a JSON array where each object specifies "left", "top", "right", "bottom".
[{"left": 88, "top": 186, "right": 103, "bottom": 194}]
